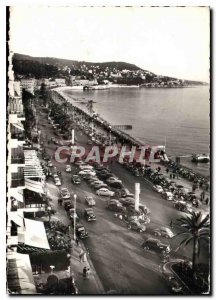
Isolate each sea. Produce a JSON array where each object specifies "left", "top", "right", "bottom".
[{"left": 63, "top": 86, "right": 210, "bottom": 177}]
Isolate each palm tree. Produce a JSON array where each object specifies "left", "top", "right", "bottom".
[{"left": 175, "top": 211, "right": 210, "bottom": 275}]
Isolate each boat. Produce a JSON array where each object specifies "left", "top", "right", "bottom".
[{"left": 192, "top": 154, "right": 210, "bottom": 163}]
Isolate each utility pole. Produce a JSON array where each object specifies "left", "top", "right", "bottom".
[
  {"left": 71, "top": 129, "right": 75, "bottom": 145},
  {"left": 73, "top": 194, "right": 77, "bottom": 240},
  {"left": 135, "top": 183, "right": 140, "bottom": 212}
]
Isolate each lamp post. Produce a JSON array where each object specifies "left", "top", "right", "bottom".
[
  {"left": 108, "top": 126, "right": 112, "bottom": 145},
  {"left": 73, "top": 194, "right": 77, "bottom": 240}
]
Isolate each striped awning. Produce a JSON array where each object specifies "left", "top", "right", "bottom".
[
  {"left": 24, "top": 150, "right": 45, "bottom": 179},
  {"left": 25, "top": 178, "right": 45, "bottom": 194},
  {"left": 12, "top": 122, "right": 24, "bottom": 131}
]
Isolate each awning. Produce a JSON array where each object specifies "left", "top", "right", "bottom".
[
  {"left": 24, "top": 150, "right": 45, "bottom": 179},
  {"left": 9, "top": 189, "right": 24, "bottom": 203},
  {"left": 25, "top": 178, "right": 45, "bottom": 194},
  {"left": 7, "top": 252, "right": 36, "bottom": 294},
  {"left": 19, "top": 218, "right": 50, "bottom": 250},
  {"left": 12, "top": 122, "right": 24, "bottom": 131},
  {"left": 10, "top": 211, "right": 24, "bottom": 227}
]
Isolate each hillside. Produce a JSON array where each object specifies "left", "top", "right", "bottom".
[{"left": 13, "top": 53, "right": 145, "bottom": 72}]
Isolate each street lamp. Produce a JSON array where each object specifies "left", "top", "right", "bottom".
[
  {"left": 73, "top": 194, "right": 77, "bottom": 240},
  {"left": 108, "top": 126, "right": 112, "bottom": 145}
]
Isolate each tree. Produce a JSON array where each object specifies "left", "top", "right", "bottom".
[{"left": 176, "top": 211, "right": 210, "bottom": 276}]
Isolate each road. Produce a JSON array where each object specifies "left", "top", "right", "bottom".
[{"left": 37, "top": 108, "right": 209, "bottom": 294}]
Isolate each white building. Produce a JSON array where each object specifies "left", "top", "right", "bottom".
[{"left": 20, "top": 78, "right": 36, "bottom": 95}]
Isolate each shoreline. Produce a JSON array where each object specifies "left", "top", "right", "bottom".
[{"left": 50, "top": 87, "right": 210, "bottom": 180}]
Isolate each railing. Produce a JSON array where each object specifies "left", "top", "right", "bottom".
[
  {"left": 11, "top": 134, "right": 25, "bottom": 141},
  {"left": 11, "top": 156, "right": 25, "bottom": 164}
]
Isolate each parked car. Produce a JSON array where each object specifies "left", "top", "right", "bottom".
[
  {"left": 76, "top": 224, "right": 88, "bottom": 239},
  {"left": 93, "top": 183, "right": 109, "bottom": 190},
  {"left": 54, "top": 176, "right": 61, "bottom": 186},
  {"left": 119, "top": 198, "right": 135, "bottom": 207},
  {"left": 106, "top": 177, "right": 122, "bottom": 184},
  {"left": 142, "top": 238, "right": 171, "bottom": 254},
  {"left": 153, "top": 227, "right": 174, "bottom": 238},
  {"left": 174, "top": 201, "right": 192, "bottom": 213},
  {"left": 106, "top": 200, "right": 126, "bottom": 212},
  {"left": 64, "top": 200, "right": 73, "bottom": 211},
  {"left": 47, "top": 160, "right": 53, "bottom": 167},
  {"left": 71, "top": 175, "right": 81, "bottom": 184},
  {"left": 162, "top": 191, "right": 173, "bottom": 201},
  {"left": 167, "top": 276, "right": 183, "bottom": 294},
  {"left": 85, "top": 196, "right": 96, "bottom": 206},
  {"left": 79, "top": 164, "right": 94, "bottom": 170},
  {"left": 89, "top": 180, "right": 104, "bottom": 186},
  {"left": 65, "top": 165, "right": 72, "bottom": 172},
  {"left": 96, "top": 188, "right": 115, "bottom": 197},
  {"left": 108, "top": 181, "right": 123, "bottom": 189},
  {"left": 153, "top": 185, "right": 164, "bottom": 193},
  {"left": 78, "top": 169, "right": 96, "bottom": 176},
  {"left": 84, "top": 208, "right": 97, "bottom": 221},
  {"left": 60, "top": 188, "right": 70, "bottom": 199},
  {"left": 69, "top": 208, "right": 79, "bottom": 221},
  {"left": 128, "top": 220, "right": 146, "bottom": 233}
]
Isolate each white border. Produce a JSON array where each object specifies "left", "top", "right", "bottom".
[{"left": 0, "top": 1, "right": 214, "bottom": 300}]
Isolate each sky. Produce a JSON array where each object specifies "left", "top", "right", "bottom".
[{"left": 9, "top": 6, "right": 210, "bottom": 82}]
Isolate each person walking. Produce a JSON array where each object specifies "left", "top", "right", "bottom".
[
  {"left": 166, "top": 168, "right": 169, "bottom": 174},
  {"left": 170, "top": 219, "right": 173, "bottom": 228},
  {"left": 83, "top": 267, "right": 87, "bottom": 278},
  {"left": 75, "top": 237, "right": 79, "bottom": 246}
]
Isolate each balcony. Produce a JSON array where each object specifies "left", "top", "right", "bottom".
[
  {"left": 11, "top": 133, "right": 25, "bottom": 141},
  {"left": 11, "top": 179, "right": 25, "bottom": 188},
  {"left": 11, "top": 156, "right": 25, "bottom": 164}
]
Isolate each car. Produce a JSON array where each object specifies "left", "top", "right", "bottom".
[
  {"left": 108, "top": 181, "right": 124, "bottom": 189},
  {"left": 128, "top": 220, "right": 146, "bottom": 233},
  {"left": 142, "top": 238, "right": 171, "bottom": 254},
  {"left": 96, "top": 188, "right": 115, "bottom": 197},
  {"left": 79, "top": 164, "right": 94, "bottom": 170},
  {"left": 71, "top": 175, "right": 81, "bottom": 184},
  {"left": 119, "top": 198, "right": 135, "bottom": 207},
  {"left": 93, "top": 183, "right": 109, "bottom": 190},
  {"left": 60, "top": 188, "right": 71, "bottom": 199},
  {"left": 89, "top": 180, "right": 104, "bottom": 186},
  {"left": 69, "top": 208, "right": 79, "bottom": 221},
  {"left": 153, "top": 227, "right": 174, "bottom": 238},
  {"left": 64, "top": 200, "right": 73, "bottom": 211},
  {"left": 85, "top": 196, "right": 96, "bottom": 206},
  {"left": 78, "top": 169, "right": 96, "bottom": 176},
  {"left": 47, "top": 160, "right": 53, "bottom": 167},
  {"left": 54, "top": 177, "right": 61, "bottom": 186},
  {"left": 65, "top": 165, "right": 72, "bottom": 172},
  {"left": 153, "top": 185, "right": 164, "bottom": 193},
  {"left": 75, "top": 224, "right": 88, "bottom": 239},
  {"left": 174, "top": 201, "right": 192, "bottom": 212},
  {"left": 106, "top": 200, "right": 126, "bottom": 212},
  {"left": 106, "top": 177, "right": 122, "bottom": 184},
  {"left": 162, "top": 191, "right": 173, "bottom": 201},
  {"left": 167, "top": 276, "right": 183, "bottom": 294},
  {"left": 84, "top": 208, "right": 97, "bottom": 221}
]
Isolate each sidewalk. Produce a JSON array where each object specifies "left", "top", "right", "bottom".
[{"left": 70, "top": 239, "right": 104, "bottom": 294}]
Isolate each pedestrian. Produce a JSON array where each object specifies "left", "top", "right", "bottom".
[
  {"left": 58, "top": 198, "right": 61, "bottom": 206},
  {"left": 170, "top": 220, "right": 173, "bottom": 228},
  {"left": 59, "top": 199, "right": 63, "bottom": 206},
  {"left": 166, "top": 168, "right": 169, "bottom": 173},
  {"left": 170, "top": 173, "right": 172, "bottom": 179},
  {"left": 86, "top": 268, "right": 90, "bottom": 278},
  {"left": 75, "top": 237, "right": 79, "bottom": 246},
  {"left": 205, "top": 197, "right": 209, "bottom": 206},
  {"left": 83, "top": 267, "right": 87, "bottom": 278},
  {"left": 173, "top": 173, "right": 175, "bottom": 179}
]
